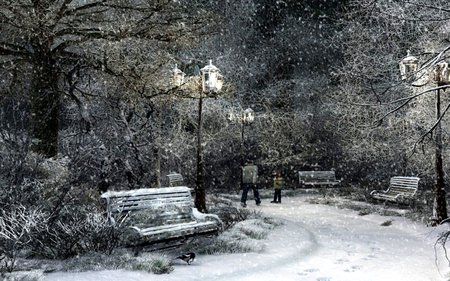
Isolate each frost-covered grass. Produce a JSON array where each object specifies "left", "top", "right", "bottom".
[
  {"left": 65, "top": 252, "right": 173, "bottom": 274},
  {"left": 131, "top": 255, "right": 173, "bottom": 274},
  {"left": 1, "top": 270, "right": 44, "bottom": 281},
  {"left": 54, "top": 252, "right": 135, "bottom": 272},
  {"left": 305, "top": 191, "right": 432, "bottom": 223},
  {"left": 15, "top": 251, "right": 173, "bottom": 275},
  {"left": 182, "top": 210, "right": 282, "bottom": 255}
]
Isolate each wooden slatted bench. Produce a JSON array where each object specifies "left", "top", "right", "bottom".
[
  {"left": 370, "top": 176, "right": 420, "bottom": 203},
  {"left": 166, "top": 173, "right": 184, "bottom": 187},
  {"left": 299, "top": 171, "right": 341, "bottom": 187},
  {"left": 101, "top": 186, "right": 222, "bottom": 246}
]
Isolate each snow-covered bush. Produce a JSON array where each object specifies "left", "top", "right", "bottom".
[
  {"left": 188, "top": 212, "right": 282, "bottom": 255},
  {"left": 0, "top": 206, "right": 48, "bottom": 273},
  {"left": 31, "top": 209, "right": 123, "bottom": 259},
  {"left": 208, "top": 200, "right": 255, "bottom": 230},
  {"left": 233, "top": 219, "right": 273, "bottom": 239}
]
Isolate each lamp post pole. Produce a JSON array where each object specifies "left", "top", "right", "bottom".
[
  {"left": 229, "top": 108, "right": 254, "bottom": 191},
  {"left": 434, "top": 87, "right": 448, "bottom": 223},
  {"left": 173, "top": 60, "right": 222, "bottom": 213},
  {"left": 240, "top": 113, "right": 246, "bottom": 190},
  {"left": 195, "top": 94, "right": 206, "bottom": 212}
]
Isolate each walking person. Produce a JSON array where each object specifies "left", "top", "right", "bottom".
[
  {"left": 240, "top": 160, "right": 261, "bottom": 207},
  {"left": 271, "top": 171, "right": 283, "bottom": 204}
]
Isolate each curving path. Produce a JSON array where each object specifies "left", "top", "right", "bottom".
[{"left": 45, "top": 195, "right": 445, "bottom": 281}]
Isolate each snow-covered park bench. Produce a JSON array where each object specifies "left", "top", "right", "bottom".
[
  {"left": 101, "top": 186, "right": 222, "bottom": 247},
  {"left": 166, "top": 173, "right": 184, "bottom": 186},
  {"left": 298, "top": 171, "right": 341, "bottom": 187},
  {"left": 370, "top": 176, "right": 420, "bottom": 203}
]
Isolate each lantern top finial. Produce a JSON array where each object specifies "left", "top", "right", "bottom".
[
  {"left": 173, "top": 64, "right": 184, "bottom": 74},
  {"left": 200, "top": 60, "right": 219, "bottom": 72},
  {"left": 402, "top": 50, "right": 418, "bottom": 64}
]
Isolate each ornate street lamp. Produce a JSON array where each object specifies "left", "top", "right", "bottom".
[
  {"left": 400, "top": 51, "right": 449, "bottom": 224},
  {"left": 172, "top": 64, "right": 185, "bottom": 87},
  {"left": 243, "top": 108, "right": 255, "bottom": 123},
  {"left": 399, "top": 50, "right": 419, "bottom": 80},
  {"left": 200, "top": 60, "right": 223, "bottom": 94},
  {"left": 172, "top": 60, "right": 223, "bottom": 213}
]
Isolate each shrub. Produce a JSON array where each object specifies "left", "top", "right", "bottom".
[
  {"left": 30, "top": 209, "right": 124, "bottom": 259},
  {"left": 0, "top": 206, "right": 48, "bottom": 273}
]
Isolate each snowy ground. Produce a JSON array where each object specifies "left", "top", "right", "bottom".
[{"left": 44, "top": 195, "right": 449, "bottom": 281}]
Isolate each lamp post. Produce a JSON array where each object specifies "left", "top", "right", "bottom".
[
  {"left": 399, "top": 51, "right": 450, "bottom": 224},
  {"left": 173, "top": 60, "right": 223, "bottom": 213},
  {"left": 228, "top": 107, "right": 255, "bottom": 189}
]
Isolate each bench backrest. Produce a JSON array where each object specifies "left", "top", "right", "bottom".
[
  {"left": 299, "top": 171, "right": 336, "bottom": 181},
  {"left": 389, "top": 176, "right": 419, "bottom": 194},
  {"left": 101, "top": 186, "right": 194, "bottom": 226},
  {"left": 167, "top": 173, "right": 184, "bottom": 187}
]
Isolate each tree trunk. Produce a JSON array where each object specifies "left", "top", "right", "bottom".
[
  {"left": 151, "top": 116, "right": 161, "bottom": 188},
  {"left": 30, "top": 52, "right": 59, "bottom": 158}
]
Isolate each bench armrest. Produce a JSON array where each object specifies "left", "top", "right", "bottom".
[{"left": 192, "top": 208, "right": 223, "bottom": 227}]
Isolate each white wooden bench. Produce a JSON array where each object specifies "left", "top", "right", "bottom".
[
  {"left": 166, "top": 173, "right": 184, "bottom": 187},
  {"left": 298, "top": 171, "right": 341, "bottom": 187},
  {"left": 101, "top": 186, "right": 222, "bottom": 246},
  {"left": 370, "top": 176, "right": 420, "bottom": 203}
]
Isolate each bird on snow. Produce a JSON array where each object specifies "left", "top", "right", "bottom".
[{"left": 175, "top": 252, "right": 196, "bottom": 265}]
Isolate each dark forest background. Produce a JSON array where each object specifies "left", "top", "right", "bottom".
[{"left": 1, "top": 0, "right": 449, "bottom": 229}]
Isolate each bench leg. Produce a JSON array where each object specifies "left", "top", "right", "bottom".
[{"left": 133, "top": 245, "right": 142, "bottom": 257}]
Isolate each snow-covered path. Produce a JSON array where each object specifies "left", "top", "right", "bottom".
[{"left": 44, "top": 195, "right": 446, "bottom": 281}]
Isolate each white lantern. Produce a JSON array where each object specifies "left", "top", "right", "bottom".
[
  {"left": 200, "top": 60, "right": 223, "bottom": 93},
  {"left": 173, "top": 64, "right": 185, "bottom": 86},
  {"left": 399, "top": 50, "right": 419, "bottom": 80},
  {"left": 243, "top": 108, "right": 255, "bottom": 123}
]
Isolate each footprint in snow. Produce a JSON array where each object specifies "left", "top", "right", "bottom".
[
  {"left": 344, "top": 265, "right": 362, "bottom": 272},
  {"left": 304, "top": 268, "right": 320, "bottom": 273},
  {"left": 334, "top": 258, "right": 350, "bottom": 264},
  {"left": 363, "top": 254, "right": 377, "bottom": 260}
]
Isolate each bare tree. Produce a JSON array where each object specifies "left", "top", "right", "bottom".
[{"left": 0, "top": 0, "right": 216, "bottom": 158}]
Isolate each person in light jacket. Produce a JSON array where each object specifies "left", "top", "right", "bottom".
[{"left": 240, "top": 161, "right": 261, "bottom": 207}]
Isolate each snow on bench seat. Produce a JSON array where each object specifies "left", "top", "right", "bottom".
[{"left": 101, "top": 186, "right": 222, "bottom": 245}]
